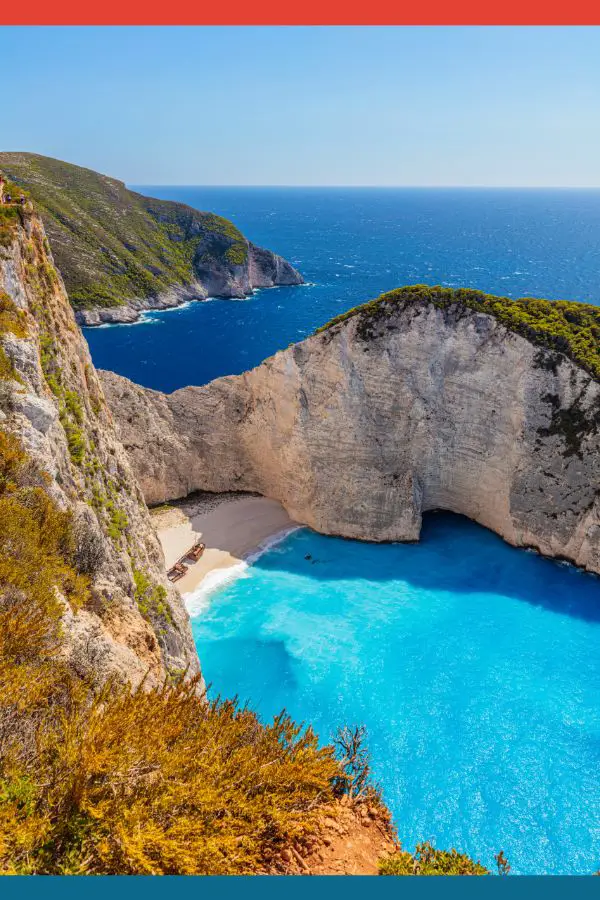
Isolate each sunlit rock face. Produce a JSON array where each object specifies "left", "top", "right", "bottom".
[
  {"left": 0, "top": 209, "right": 199, "bottom": 687},
  {"left": 101, "top": 296, "right": 600, "bottom": 575}
]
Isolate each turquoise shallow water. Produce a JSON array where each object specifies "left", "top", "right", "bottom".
[
  {"left": 84, "top": 187, "right": 600, "bottom": 873},
  {"left": 191, "top": 513, "right": 600, "bottom": 876}
]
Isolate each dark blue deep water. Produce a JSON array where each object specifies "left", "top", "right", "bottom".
[
  {"left": 84, "top": 188, "right": 600, "bottom": 874},
  {"left": 85, "top": 187, "right": 600, "bottom": 391}
]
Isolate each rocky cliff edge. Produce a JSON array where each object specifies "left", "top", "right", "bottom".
[
  {"left": 101, "top": 287, "right": 600, "bottom": 575},
  {"left": 0, "top": 203, "right": 199, "bottom": 686}
]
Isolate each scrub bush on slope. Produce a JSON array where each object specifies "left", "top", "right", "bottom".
[
  {"left": 0, "top": 429, "right": 488, "bottom": 876},
  {"left": 0, "top": 431, "right": 337, "bottom": 874},
  {"left": 318, "top": 284, "right": 600, "bottom": 383}
]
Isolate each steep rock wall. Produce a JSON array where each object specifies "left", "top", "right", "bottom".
[
  {"left": 0, "top": 207, "right": 200, "bottom": 686},
  {"left": 101, "top": 297, "right": 600, "bottom": 575}
]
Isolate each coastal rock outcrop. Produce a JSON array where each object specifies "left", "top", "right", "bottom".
[
  {"left": 0, "top": 204, "right": 199, "bottom": 687},
  {"left": 101, "top": 288, "right": 600, "bottom": 575},
  {"left": 0, "top": 153, "right": 303, "bottom": 325},
  {"left": 75, "top": 241, "right": 303, "bottom": 326}
]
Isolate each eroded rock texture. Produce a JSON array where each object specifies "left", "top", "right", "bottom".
[
  {"left": 101, "top": 296, "right": 600, "bottom": 575},
  {"left": 0, "top": 209, "right": 199, "bottom": 686}
]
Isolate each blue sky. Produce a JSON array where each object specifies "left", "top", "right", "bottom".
[{"left": 1, "top": 26, "right": 599, "bottom": 186}]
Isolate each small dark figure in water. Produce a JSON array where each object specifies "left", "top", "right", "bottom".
[{"left": 305, "top": 554, "right": 312, "bottom": 561}]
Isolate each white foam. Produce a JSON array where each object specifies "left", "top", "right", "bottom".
[
  {"left": 184, "top": 561, "right": 250, "bottom": 616},
  {"left": 183, "top": 525, "right": 301, "bottom": 617},
  {"left": 90, "top": 300, "right": 199, "bottom": 330},
  {"left": 143, "top": 299, "right": 199, "bottom": 320},
  {"left": 245, "top": 524, "right": 301, "bottom": 566}
]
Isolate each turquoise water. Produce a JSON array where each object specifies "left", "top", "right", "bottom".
[
  {"left": 84, "top": 187, "right": 600, "bottom": 873},
  {"left": 191, "top": 514, "right": 600, "bottom": 876}
]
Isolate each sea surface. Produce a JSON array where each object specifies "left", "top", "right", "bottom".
[
  {"left": 84, "top": 188, "right": 600, "bottom": 874},
  {"left": 192, "top": 515, "right": 600, "bottom": 876},
  {"left": 85, "top": 187, "right": 600, "bottom": 391}
]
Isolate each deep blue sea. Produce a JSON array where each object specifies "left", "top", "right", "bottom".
[
  {"left": 85, "top": 187, "right": 600, "bottom": 391},
  {"left": 84, "top": 188, "right": 600, "bottom": 874}
]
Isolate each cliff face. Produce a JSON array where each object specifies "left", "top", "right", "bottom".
[
  {"left": 0, "top": 153, "right": 303, "bottom": 325},
  {"left": 0, "top": 205, "right": 199, "bottom": 686},
  {"left": 101, "top": 293, "right": 600, "bottom": 575}
]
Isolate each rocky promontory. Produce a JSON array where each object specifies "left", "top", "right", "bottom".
[
  {"left": 101, "top": 286, "right": 600, "bottom": 575},
  {"left": 0, "top": 152, "right": 303, "bottom": 325}
]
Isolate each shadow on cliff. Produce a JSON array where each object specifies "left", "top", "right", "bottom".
[{"left": 250, "top": 511, "right": 600, "bottom": 626}]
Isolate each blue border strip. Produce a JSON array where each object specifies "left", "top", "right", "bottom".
[{"left": 0, "top": 876, "right": 597, "bottom": 898}]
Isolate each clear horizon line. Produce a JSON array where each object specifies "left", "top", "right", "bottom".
[{"left": 130, "top": 183, "right": 600, "bottom": 190}]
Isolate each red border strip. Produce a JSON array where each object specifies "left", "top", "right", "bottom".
[{"left": 2, "top": 0, "right": 600, "bottom": 25}]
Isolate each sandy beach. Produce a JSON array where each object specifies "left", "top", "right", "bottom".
[{"left": 151, "top": 492, "right": 297, "bottom": 605}]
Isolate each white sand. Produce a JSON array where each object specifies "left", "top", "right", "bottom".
[{"left": 151, "top": 493, "right": 296, "bottom": 600}]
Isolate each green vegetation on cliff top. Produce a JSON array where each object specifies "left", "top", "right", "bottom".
[
  {"left": 379, "top": 842, "right": 490, "bottom": 876},
  {"left": 317, "top": 284, "right": 600, "bottom": 382},
  {"left": 0, "top": 152, "right": 249, "bottom": 310}
]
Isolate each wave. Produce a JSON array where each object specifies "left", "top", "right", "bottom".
[
  {"left": 184, "top": 561, "right": 250, "bottom": 617},
  {"left": 143, "top": 300, "right": 198, "bottom": 319},
  {"left": 91, "top": 300, "right": 199, "bottom": 329},
  {"left": 183, "top": 524, "right": 302, "bottom": 617}
]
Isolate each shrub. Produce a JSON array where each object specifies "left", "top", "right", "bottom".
[
  {"left": 495, "top": 850, "right": 511, "bottom": 875},
  {"left": 72, "top": 504, "right": 105, "bottom": 576},
  {"left": 379, "top": 842, "right": 489, "bottom": 876},
  {"left": 0, "top": 345, "right": 21, "bottom": 384},
  {"left": 316, "top": 285, "right": 600, "bottom": 382},
  {"left": 0, "top": 672, "right": 339, "bottom": 875},
  {"left": 106, "top": 501, "right": 128, "bottom": 541},
  {"left": 0, "top": 295, "right": 27, "bottom": 385},
  {"left": 0, "top": 206, "right": 19, "bottom": 248},
  {"left": 0, "top": 430, "right": 28, "bottom": 488},
  {"left": 0, "top": 292, "right": 27, "bottom": 339},
  {"left": 225, "top": 242, "right": 248, "bottom": 266},
  {"left": 61, "top": 416, "right": 86, "bottom": 465},
  {"left": 64, "top": 390, "right": 84, "bottom": 424},
  {"left": 0, "top": 431, "right": 89, "bottom": 618},
  {"left": 332, "top": 724, "right": 373, "bottom": 799},
  {"left": 133, "top": 567, "right": 171, "bottom": 625}
]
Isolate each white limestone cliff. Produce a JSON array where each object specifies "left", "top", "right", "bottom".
[{"left": 101, "top": 294, "right": 600, "bottom": 575}]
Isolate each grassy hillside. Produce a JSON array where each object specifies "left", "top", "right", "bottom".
[
  {"left": 0, "top": 152, "right": 249, "bottom": 310},
  {"left": 317, "top": 284, "right": 600, "bottom": 382}
]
